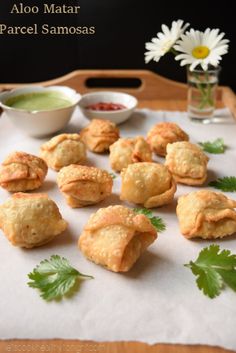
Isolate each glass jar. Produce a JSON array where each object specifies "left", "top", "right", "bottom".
[{"left": 187, "top": 66, "right": 220, "bottom": 123}]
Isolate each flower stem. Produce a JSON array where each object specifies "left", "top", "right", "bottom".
[
  {"left": 169, "top": 47, "right": 178, "bottom": 56},
  {"left": 193, "top": 72, "right": 214, "bottom": 110}
]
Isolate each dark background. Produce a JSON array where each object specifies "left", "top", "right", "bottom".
[{"left": 0, "top": 0, "right": 235, "bottom": 90}]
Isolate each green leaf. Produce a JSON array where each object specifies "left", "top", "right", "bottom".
[
  {"left": 27, "top": 255, "right": 93, "bottom": 301},
  {"left": 109, "top": 172, "right": 117, "bottom": 179},
  {"left": 190, "top": 262, "right": 223, "bottom": 298},
  {"left": 217, "top": 269, "right": 236, "bottom": 292},
  {"left": 185, "top": 245, "right": 236, "bottom": 298},
  {"left": 198, "top": 138, "right": 226, "bottom": 154},
  {"left": 134, "top": 207, "right": 152, "bottom": 217},
  {"left": 209, "top": 176, "right": 236, "bottom": 192},
  {"left": 133, "top": 208, "right": 166, "bottom": 232},
  {"left": 149, "top": 216, "right": 166, "bottom": 232}
]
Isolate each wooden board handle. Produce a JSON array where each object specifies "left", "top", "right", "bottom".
[
  {"left": 0, "top": 70, "right": 188, "bottom": 100},
  {"left": 0, "top": 70, "right": 235, "bottom": 117},
  {"left": 221, "top": 87, "right": 236, "bottom": 120}
]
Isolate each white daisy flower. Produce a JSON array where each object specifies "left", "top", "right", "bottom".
[
  {"left": 144, "top": 19, "right": 189, "bottom": 64},
  {"left": 174, "top": 28, "right": 229, "bottom": 71}
]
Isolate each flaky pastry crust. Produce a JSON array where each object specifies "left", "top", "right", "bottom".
[
  {"left": 0, "top": 193, "right": 67, "bottom": 248},
  {"left": 120, "top": 162, "right": 176, "bottom": 208},
  {"left": 165, "top": 141, "right": 209, "bottom": 185},
  {"left": 57, "top": 164, "right": 113, "bottom": 208},
  {"left": 176, "top": 190, "right": 236, "bottom": 239},
  {"left": 40, "top": 133, "right": 86, "bottom": 171},
  {"left": 109, "top": 136, "right": 152, "bottom": 172},
  {"left": 80, "top": 119, "right": 120, "bottom": 153},
  {"left": 147, "top": 122, "right": 189, "bottom": 156},
  {"left": 0, "top": 151, "right": 48, "bottom": 192},
  {"left": 78, "top": 205, "right": 157, "bottom": 272}
]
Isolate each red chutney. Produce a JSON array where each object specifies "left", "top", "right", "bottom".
[{"left": 86, "top": 102, "right": 127, "bottom": 111}]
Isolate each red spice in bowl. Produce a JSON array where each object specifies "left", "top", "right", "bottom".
[{"left": 86, "top": 102, "right": 127, "bottom": 111}]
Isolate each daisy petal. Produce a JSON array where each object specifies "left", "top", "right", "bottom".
[
  {"left": 144, "top": 19, "right": 189, "bottom": 64},
  {"left": 173, "top": 28, "right": 229, "bottom": 71}
]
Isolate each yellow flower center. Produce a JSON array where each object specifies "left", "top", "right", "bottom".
[{"left": 192, "top": 46, "right": 210, "bottom": 59}]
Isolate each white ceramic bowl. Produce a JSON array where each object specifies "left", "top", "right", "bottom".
[
  {"left": 0, "top": 86, "right": 80, "bottom": 137},
  {"left": 78, "top": 91, "right": 138, "bottom": 124}
]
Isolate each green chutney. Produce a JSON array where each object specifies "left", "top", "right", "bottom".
[{"left": 5, "top": 91, "right": 73, "bottom": 111}]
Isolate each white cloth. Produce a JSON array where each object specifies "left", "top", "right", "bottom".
[{"left": 0, "top": 108, "right": 236, "bottom": 350}]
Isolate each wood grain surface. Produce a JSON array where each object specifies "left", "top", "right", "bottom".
[
  {"left": 0, "top": 340, "right": 235, "bottom": 353},
  {"left": 0, "top": 70, "right": 235, "bottom": 353},
  {"left": 0, "top": 69, "right": 235, "bottom": 118}
]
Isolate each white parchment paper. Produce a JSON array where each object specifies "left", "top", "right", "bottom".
[{"left": 0, "top": 108, "right": 236, "bottom": 350}]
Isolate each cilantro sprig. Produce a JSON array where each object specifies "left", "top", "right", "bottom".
[
  {"left": 109, "top": 172, "right": 117, "bottom": 180},
  {"left": 209, "top": 176, "right": 236, "bottom": 192},
  {"left": 185, "top": 245, "right": 236, "bottom": 298},
  {"left": 198, "top": 138, "right": 226, "bottom": 154},
  {"left": 134, "top": 208, "right": 166, "bottom": 232},
  {"left": 27, "top": 255, "right": 93, "bottom": 301}
]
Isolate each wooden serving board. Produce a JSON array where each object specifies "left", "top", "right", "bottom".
[
  {"left": 0, "top": 70, "right": 236, "bottom": 119},
  {"left": 0, "top": 340, "right": 235, "bottom": 353},
  {"left": 0, "top": 70, "right": 235, "bottom": 353}
]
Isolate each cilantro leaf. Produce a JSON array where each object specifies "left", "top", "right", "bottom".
[
  {"left": 185, "top": 245, "right": 236, "bottom": 298},
  {"left": 209, "top": 176, "right": 236, "bottom": 192},
  {"left": 134, "top": 207, "right": 153, "bottom": 217},
  {"left": 198, "top": 138, "right": 226, "bottom": 154},
  {"left": 27, "top": 255, "right": 93, "bottom": 301},
  {"left": 149, "top": 216, "right": 166, "bottom": 232},
  {"left": 133, "top": 208, "right": 166, "bottom": 232},
  {"left": 109, "top": 172, "right": 117, "bottom": 179}
]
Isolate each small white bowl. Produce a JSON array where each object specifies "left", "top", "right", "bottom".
[
  {"left": 0, "top": 86, "right": 80, "bottom": 137},
  {"left": 78, "top": 91, "right": 138, "bottom": 124}
]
